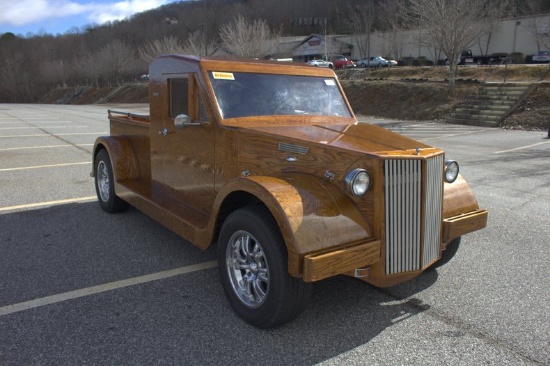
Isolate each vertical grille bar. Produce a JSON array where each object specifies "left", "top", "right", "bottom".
[
  {"left": 422, "top": 155, "right": 444, "bottom": 267},
  {"left": 384, "top": 155, "right": 443, "bottom": 275},
  {"left": 384, "top": 159, "right": 422, "bottom": 274}
]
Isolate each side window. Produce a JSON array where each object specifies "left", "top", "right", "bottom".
[
  {"left": 169, "top": 77, "right": 189, "bottom": 118},
  {"left": 169, "top": 75, "right": 208, "bottom": 122}
]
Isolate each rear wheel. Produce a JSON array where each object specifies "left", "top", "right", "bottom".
[
  {"left": 218, "top": 206, "right": 312, "bottom": 328},
  {"left": 94, "top": 149, "right": 129, "bottom": 213}
]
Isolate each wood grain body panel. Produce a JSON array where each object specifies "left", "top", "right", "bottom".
[
  {"left": 107, "top": 116, "right": 151, "bottom": 181},
  {"left": 303, "top": 239, "right": 380, "bottom": 282},
  {"left": 213, "top": 175, "right": 372, "bottom": 276},
  {"left": 443, "top": 209, "right": 488, "bottom": 242},
  {"left": 114, "top": 181, "right": 205, "bottom": 245},
  {"left": 93, "top": 135, "right": 147, "bottom": 182},
  {"left": 442, "top": 175, "right": 481, "bottom": 218}
]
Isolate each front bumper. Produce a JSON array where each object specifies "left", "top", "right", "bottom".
[
  {"left": 302, "top": 239, "right": 380, "bottom": 282},
  {"left": 300, "top": 209, "right": 488, "bottom": 283},
  {"left": 442, "top": 209, "right": 488, "bottom": 243}
]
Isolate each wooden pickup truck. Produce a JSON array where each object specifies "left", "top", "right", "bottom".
[{"left": 92, "top": 55, "right": 488, "bottom": 328}]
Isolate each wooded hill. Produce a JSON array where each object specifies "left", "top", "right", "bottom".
[{"left": 1, "top": 0, "right": 550, "bottom": 103}]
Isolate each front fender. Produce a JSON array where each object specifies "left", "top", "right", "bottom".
[
  {"left": 215, "top": 174, "right": 372, "bottom": 277},
  {"left": 443, "top": 174, "right": 481, "bottom": 218},
  {"left": 442, "top": 174, "right": 488, "bottom": 242}
]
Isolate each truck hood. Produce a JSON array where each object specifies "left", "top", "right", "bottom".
[{"left": 248, "top": 122, "right": 435, "bottom": 156}]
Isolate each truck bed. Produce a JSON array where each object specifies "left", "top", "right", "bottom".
[{"left": 107, "top": 109, "right": 152, "bottom": 182}]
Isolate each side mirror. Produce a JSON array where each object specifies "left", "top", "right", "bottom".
[{"left": 174, "top": 114, "right": 200, "bottom": 129}]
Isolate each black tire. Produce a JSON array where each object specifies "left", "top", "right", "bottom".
[
  {"left": 432, "top": 237, "right": 461, "bottom": 269},
  {"left": 360, "top": 63, "right": 366, "bottom": 68},
  {"left": 94, "top": 149, "right": 129, "bottom": 213},
  {"left": 218, "top": 206, "right": 312, "bottom": 328}
]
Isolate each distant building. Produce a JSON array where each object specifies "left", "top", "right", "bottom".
[
  {"left": 291, "top": 34, "right": 353, "bottom": 62},
  {"left": 163, "top": 17, "right": 178, "bottom": 26},
  {"left": 212, "top": 14, "right": 550, "bottom": 63},
  {"left": 337, "top": 14, "right": 550, "bottom": 63}
]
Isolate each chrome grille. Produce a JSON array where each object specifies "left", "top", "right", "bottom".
[
  {"left": 423, "top": 155, "right": 444, "bottom": 267},
  {"left": 384, "top": 155, "right": 444, "bottom": 275}
]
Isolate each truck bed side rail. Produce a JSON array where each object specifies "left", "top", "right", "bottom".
[{"left": 108, "top": 109, "right": 150, "bottom": 123}]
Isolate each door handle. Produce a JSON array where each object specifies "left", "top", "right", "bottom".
[{"left": 159, "top": 128, "right": 168, "bottom": 136}]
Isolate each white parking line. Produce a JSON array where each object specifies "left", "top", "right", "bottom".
[
  {"left": 422, "top": 130, "right": 487, "bottom": 140},
  {"left": 0, "top": 144, "right": 93, "bottom": 151},
  {"left": 0, "top": 162, "right": 90, "bottom": 172},
  {"left": 0, "top": 196, "right": 97, "bottom": 212},
  {"left": 0, "top": 261, "right": 218, "bottom": 317},
  {"left": 0, "top": 125, "right": 88, "bottom": 130},
  {"left": 494, "top": 140, "right": 550, "bottom": 154},
  {"left": 0, "top": 132, "right": 107, "bottom": 138}
]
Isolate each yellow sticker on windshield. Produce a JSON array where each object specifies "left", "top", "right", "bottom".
[{"left": 212, "top": 72, "right": 235, "bottom": 80}]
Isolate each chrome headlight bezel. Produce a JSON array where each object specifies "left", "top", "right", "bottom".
[
  {"left": 345, "top": 168, "right": 371, "bottom": 196},
  {"left": 444, "top": 160, "right": 459, "bottom": 183}
]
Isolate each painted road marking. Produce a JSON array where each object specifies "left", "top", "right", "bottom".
[
  {"left": 0, "top": 125, "right": 88, "bottom": 130},
  {"left": 0, "top": 132, "right": 107, "bottom": 138},
  {"left": 494, "top": 140, "right": 550, "bottom": 154},
  {"left": 0, "top": 196, "right": 97, "bottom": 212},
  {"left": 0, "top": 261, "right": 218, "bottom": 317},
  {"left": 0, "top": 144, "right": 93, "bottom": 151},
  {"left": 0, "top": 162, "right": 90, "bottom": 172}
]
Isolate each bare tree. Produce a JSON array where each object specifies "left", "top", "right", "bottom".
[
  {"left": 378, "top": 0, "right": 408, "bottom": 62},
  {"left": 182, "top": 32, "right": 217, "bottom": 57},
  {"left": 98, "top": 40, "right": 136, "bottom": 85},
  {"left": 405, "top": 0, "right": 515, "bottom": 91},
  {"left": 521, "top": 0, "right": 549, "bottom": 52},
  {"left": 347, "top": 3, "right": 370, "bottom": 59},
  {"left": 139, "top": 36, "right": 185, "bottom": 64},
  {"left": 40, "top": 60, "right": 66, "bottom": 89},
  {"left": 0, "top": 53, "right": 33, "bottom": 102},
  {"left": 219, "top": 15, "right": 280, "bottom": 59},
  {"left": 74, "top": 47, "right": 102, "bottom": 87}
]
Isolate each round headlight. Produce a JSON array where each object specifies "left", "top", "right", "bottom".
[
  {"left": 444, "top": 160, "right": 459, "bottom": 183},
  {"left": 345, "top": 169, "right": 370, "bottom": 196}
]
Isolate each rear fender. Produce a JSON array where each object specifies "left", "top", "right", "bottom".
[{"left": 92, "top": 136, "right": 140, "bottom": 181}]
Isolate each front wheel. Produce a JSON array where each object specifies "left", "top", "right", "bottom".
[
  {"left": 432, "top": 237, "right": 461, "bottom": 269},
  {"left": 218, "top": 206, "right": 312, "bottom": 328},
  {"left": 94, "top": 149, "right": 129, "bottom": 213}
]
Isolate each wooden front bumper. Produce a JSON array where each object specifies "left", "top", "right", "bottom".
[
  {"left": 302, "top": 239, "right": 381, "bottom": 282},
  {"left": 442, "top": 209, "right": 488, "bottom": 243}
]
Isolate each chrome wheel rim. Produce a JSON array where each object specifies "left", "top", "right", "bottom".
[
  {"left": 97, "top": 160, "right": 110, "bottom": 203},
  {"left": 226, "top": 230, "right": 269, "bottom": 308}
]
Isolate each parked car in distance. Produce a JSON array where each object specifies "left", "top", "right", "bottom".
[
  {"left": 357, "top": 56, "right": 397, "bottom": 68},
  {"left": 332, "top": 55, "right": 356, "bottom": 69},
  {"left": 532, "top": 51, "right": 550, "bottom": 63},
  {"left": 306, "top": 59, "right": 334, "bottom": 69}
]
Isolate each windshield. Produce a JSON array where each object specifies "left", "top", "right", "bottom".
[{"left": 209, "top": 71, "right": 352, "bottom": 119}]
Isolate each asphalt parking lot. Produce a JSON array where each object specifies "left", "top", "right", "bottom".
[{"left": 0, "top": 104, "right": 548, "bottom": 365}]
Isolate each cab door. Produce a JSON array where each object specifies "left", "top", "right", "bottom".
[{"left": 156, "top": 74, "right": 216, "bottom": 218}]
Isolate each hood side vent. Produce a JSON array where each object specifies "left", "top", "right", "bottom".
[{"left": 279, "top": 142, "right": 309, "bottom": 155}]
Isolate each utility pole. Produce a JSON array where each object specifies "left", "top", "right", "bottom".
[{"left": 366, "top": 0, "right": 373, "bottom": 74}]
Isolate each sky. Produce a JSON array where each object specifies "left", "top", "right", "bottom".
[{"left": 0, "top": 0, "right": 176, "bottom": 37}]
